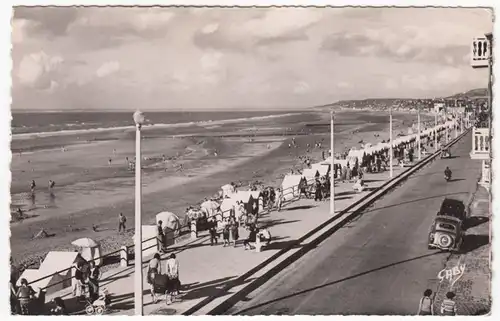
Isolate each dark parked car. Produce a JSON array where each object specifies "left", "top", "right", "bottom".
[
  {"left": 428, "top": 216, "right": 464, "bottom": 251},
  {"left": 437, "top": 198, "right": 467, "bottom": 223}
]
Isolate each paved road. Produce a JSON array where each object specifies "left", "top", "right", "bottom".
[{"left": 229, "top": 132, "right": 481, "bottom": 315}]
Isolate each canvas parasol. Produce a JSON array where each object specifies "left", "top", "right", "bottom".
[{"left": 71, "top": 237, "right": 99, "bottom": 248}]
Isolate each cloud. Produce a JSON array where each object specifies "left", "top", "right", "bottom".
[
  {"left": 10, "top": 7, "right": 493, "bottom": 110},
  {"left": 16, "top": 51, "right": 64, "bottom": 90},
  {"left": 96, "top": 61, "right": 120, "bottom": 78}
]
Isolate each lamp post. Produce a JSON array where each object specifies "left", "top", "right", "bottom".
[
  {"left": 417, "top": 108, "right": 421, "bottom": 160},
  {"left": 434, "top": 112, "right": 438, "bottom": 152},
  {"left": 330, "top": 110, "right": 335, "bottom": 215},
  {"left": 133, "top": 110, "right": 145, "bottom": 316},
  {"left": 389, "top": 108, "right": 393, "bottom": 178}
]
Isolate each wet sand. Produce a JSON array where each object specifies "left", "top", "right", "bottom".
[{"left": 9, "top": 110, "right": 433, "bottom": 267}]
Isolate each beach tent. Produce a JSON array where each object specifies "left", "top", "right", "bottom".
[
  {"left": 233, "top": 191, "right": 258, "bottom": 215},
  {"left": 39, "top": 251, "right": 80, "bottom": 291},
  {"left": 18, "top": 269, "right": 66, "bottom": 295},
  {"left": 156, "top": 212, "right": 181, "bottom": 245},
  {"left": 220, "top": 184, "right": 235, "bottom": 198},
  {"left": 220, "top": 198, "right": 237, "bottom": 218},
  {"left": 281, "top": 174, "right": 306, "bottom": 201},
  {"left": 310, "top": 163, "right": 330, "bottom": 177},
  {"left": 72, "top": 238, "right": 103, "bottom": 267},
  {"left": 39, "top": 251, "right": 79, "bottom": 281},
  {"left": 201, "top": 200, "right": 220, "bottom": 218},
  {"left": 250, "top": 190, "right": 264, "bottom": 215},
  {"left": 302, "top": 168, "right": 320, "bottom": 182}
]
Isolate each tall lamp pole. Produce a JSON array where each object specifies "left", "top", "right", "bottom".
[
  {"left": 330, "top": 110, "right": 335, "bottom": 215},
  {"left": 434, "top": 112, "right": 438, "bottom": 152},
  {"left": 133, "top": 111, "right": 145, "bottom": 316},
  {"left": 389, "top": 108, "right": 393, "bottom": 178},
  {"left": 417, "top": 108, "right": 421, "bottom": 161}
]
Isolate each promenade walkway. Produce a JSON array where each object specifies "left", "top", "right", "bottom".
[{"left": 45, "top": 166, "right": 407, "bottom": 315}]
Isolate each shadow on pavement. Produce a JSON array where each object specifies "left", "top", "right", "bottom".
[
  {"left": 263, "top": 239, "right": 302, "bottom": 251},
  {"left": 448, "top": 178, "right": 466, "bottom": 183},
  {"left": 336, "top": 196, "right": 353, "bottom": 201},
  {"left": 285, "top": 205, "right": 317, "bottom": 211},
  {"left": 260, "top": 219, "right": 301, "bottom": 229},
  {"left": 460, "top": 234, "right": 489, "bottom": 254},
  {"left": 233, "top": 251, "right": 445, "bottom": 315},
  {"left": 464, "top": 216, "right": 489, "bottom": 230}
]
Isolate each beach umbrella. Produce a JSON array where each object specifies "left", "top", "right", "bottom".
[{"left": 72, "top": 237, "right": 99, "bottom": 248}]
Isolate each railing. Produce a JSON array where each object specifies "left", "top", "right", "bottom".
[{"left": 24, "top": 125, "right": 448, "bottom": 293}]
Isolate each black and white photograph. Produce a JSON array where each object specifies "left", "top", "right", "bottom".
[{"left": 3, "top": 2, "right": 495, "bottom": 317}]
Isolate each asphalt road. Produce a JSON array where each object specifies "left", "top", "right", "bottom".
[{"left": 229, "top": 132, "right": 481, "bottom": 315}]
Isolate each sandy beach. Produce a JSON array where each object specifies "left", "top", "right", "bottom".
[{"left": 9, "top": 110, "right": 434, "bottom": 268}]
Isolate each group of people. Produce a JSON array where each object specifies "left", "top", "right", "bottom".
[
  {"left": 417, "top": 289, "right": 458, "bottom": 316},
  {"left": 147, "top": 253, "right": 181, "bottom": 305},
  {"left": 9, "top": 257, "right": 101, "bottom": 315}
]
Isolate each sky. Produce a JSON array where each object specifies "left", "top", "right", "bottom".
[{"left": 11, "top": 7, "right": 493, "bottom": 110}]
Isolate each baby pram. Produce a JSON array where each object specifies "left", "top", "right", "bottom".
[{"left": 151, "top": 273, "right": 180, "bottom": 304}]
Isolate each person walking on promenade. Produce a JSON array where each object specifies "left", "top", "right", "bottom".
[
  {"left": 314, "top": 179, "right": 323, "bottom": 202},
  {"left": 72, "top": 262, "right": 85, "bottom": 301},
  {"left": 147, "top": 253, "right": 162, "bottom": 303},
  {"left": 208, "top": 217, "right": 218, "bottom": 246},
  {"left": 228, "top": 215, "right": 239, "bottom": 247},
  {"left": 222, "top": 221, "right": 230, "bottom": 247},
  {"left": 166, "top": 253, "right": 180, "bottom": 304},
  {"left": 243, "top": 224, "right": 259, "bottom": 250},
  {"left": 87, "top": 261, "right": 101, "bottom": 302},
  {"left": 10, "top": 273, "right": 19, "bottom": 314},
  {"left": 440, "top": 292, "right": 457, "bottom": 316},
  {"left": 275, "top": 188, "right": 283, "bottom": 212},
  {"left": 157, "top": 220, "right": 165, "bottom": 252},
  {"left": 417, "top": 289, "right": 434, "bottom": 315},
  {"left": 118, "top": 213, "right": 126, "bottom": 233},
  {"left": 16, "top": 278, "right": 35, "bottom": 315}
]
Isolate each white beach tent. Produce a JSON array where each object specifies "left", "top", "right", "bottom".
[
  {"left": 220, "top": 184, "right": 235, "bottom": 198},
  {"left": 39, "top": 251, "right": 79, "bottom": 281},
  {"left": 281, "top": 174, "right": 305, "bottom": 201},
  {"left": 310, "top": 163, "right": 330, "bottom": 177},
  {"left": 220, "top": 198, "right": 237, "bottom": 218},
  {"left": 302, "top": 168, "right": 320, "bottom": 182},
  {"left": 18, "top": 269, "right": 66, "bottom": 295},
  {"left": 156, "top": 211, "right": 181, "bottom": 246},
  {"left": 201, "top": 200, "right": 220, "bottom": 218},
  {"left": 38, "top": 251, "right": 80, "bottom": 292},
  {"left": 233, "top": 191, "right": 258, "bottom": 215}
]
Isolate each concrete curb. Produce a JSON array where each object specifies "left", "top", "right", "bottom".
[{"left": 182, "top": 129, "right": 471, "bottom": 315}]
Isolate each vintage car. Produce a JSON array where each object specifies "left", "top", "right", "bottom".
[
  {"left": 428, "top": 216, "right": 464, "bottom": 251},
  {"left": 437, "top": 198, "right": 467, "bottom": 224}
]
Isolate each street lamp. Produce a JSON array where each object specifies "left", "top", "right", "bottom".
[
  {"left": 133, "top": 110, "right": 145, "bottom": 316},
  {"left": 389, "top": 108, "right": 393, "bottom": 178},
  {"left": 417, "top": 108, "right": 421, "bottom": 160},
  {"left": 330, "top": 110, "right": 335, "bottom": 215}
]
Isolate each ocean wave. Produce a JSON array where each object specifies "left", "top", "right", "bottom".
[{"left": 12, "top": 112, "right": 303, "bottom": 141}]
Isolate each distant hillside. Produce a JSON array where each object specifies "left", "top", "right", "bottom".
[
  {"left": 446, "top": 88, "right": 488, "bottom": 99},
  {"left": 317, "top": 88, "right": 487, "bottom": 111}
]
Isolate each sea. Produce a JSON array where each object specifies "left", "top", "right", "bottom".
[{"left": 11, "top": 110, "right": 305, "bottom": 135}]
